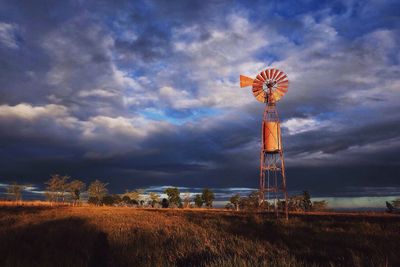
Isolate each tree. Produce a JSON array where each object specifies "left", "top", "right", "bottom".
[
  {"left": 392, "top": 198, "right": 400, "bottom": 208},
  {"left": 229, "top": 194, "right": 241, "bottom": 211},
  {"left": 164, "top": 187, "right": 181, "bottom": 207},
  {"left": 102, "top": 195, "right": 115, "bottom": 206},
  {"left": 201, "top": 188, "right": 215, "bottom": 208},
  {"left": 88, "top": 197, "right": 98, "bottom": 205},
  {"left": 45, "top": 174, "right": 70, "bottom": 203},
  {"left": 161, "top": 198, "right": 169, "bottom": 208},
  {"left": 312, "top": 200, "right": 328, "bottom": 211},
  {"left": 239, "top": 191, "right": 260, "bottom": 210},
  {"left": 45, "top": 177, "right": 58, "bottom": 203},
  {"left": 68, "top": 180, "right": 85, "bottom": 206},
  {"left": 148, "top": 192, "right": 160, "bottom": 207},
  {"left": 7, "top": 182, "right": 25, "bottom": 202},
  {"left": 194, "top": 194, "right": 203, "bottom": 208},
  {"left": 287, "top": 195, "right": 304, "bottom": 211},
  {"left": 183, "top": 192, "right": 191, "bottom": 208},
  {"left": 102, "top": 194, "right": 121, "bottom": 206},
  {"left": 88, "top": 180, "right": 108, "bottom": 206},
  {"left": 301, "top": 191, "right": 312, "bottom": 212},
  {"left": 122, "top": 195, "right": 131, "bottom": 205},
  {"left": 124, "top": 190, "right": 141, "bottom": 205},
  {"left": 225, "top": 203, "right": 234, "bottom": 210}
]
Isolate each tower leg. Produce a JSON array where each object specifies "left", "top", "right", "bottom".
[
  {"left": 280, "top": 151, "right": 289, "bottom": 220},
  {"left": 259, "top": 149, "right": 265, "bottom": 207}
]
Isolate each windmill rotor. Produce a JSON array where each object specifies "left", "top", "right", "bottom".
[{"left": 240, "top": 68, "right": 289, "bottom": 103}]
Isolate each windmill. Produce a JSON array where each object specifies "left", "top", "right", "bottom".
[{"left": 240, "top": 68, "right": 289, "bottom": 219}]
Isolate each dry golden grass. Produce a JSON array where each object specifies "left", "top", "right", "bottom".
[
  {"left": 0, "top": 200, "right": 70, "bottom": 206},
  {"left": 0, "top": 205, "right": 399, "bottom": 267}
]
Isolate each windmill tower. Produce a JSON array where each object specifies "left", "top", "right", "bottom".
[{"left": 240, "top": 68, "right": 289, "bottom": 220}]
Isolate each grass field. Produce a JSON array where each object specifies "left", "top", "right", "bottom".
[{"left": 1, "top": 205, "right": 399, "bottom": 267}]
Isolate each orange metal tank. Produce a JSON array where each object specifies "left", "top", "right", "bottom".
[{"left": 263, "top": 121, "right": 281, "bottom": 152}]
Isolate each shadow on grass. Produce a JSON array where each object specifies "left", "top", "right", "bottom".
[
  {"left": 0, "top": 217, "right": 109, "bottom": 267},
  {"left": 0, "top": 205, "right": 59, "bottom": 215},
  {"left": 182, "top": 211, "right": 400, "bottom": 266}
]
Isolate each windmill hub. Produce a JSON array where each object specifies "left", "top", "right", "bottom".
[{"left": 239, "top": 68, "right": 289, "bottom": 220}]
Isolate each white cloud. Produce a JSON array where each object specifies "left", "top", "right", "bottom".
[
  {"left": 282, "top": 117, "right": 329, "bottom": 135},
  {"left": 0, "top": 103, "right": 68, "bottom": 121},
  {"left": 0, "top": 22, "right": 19, "bottom": 49},
  {"left": 111, "top": 64, "right": 141, "bottom": 89},
  {"left": 78, "top": 88, "right": 118, "bottom": 98},
  {"left": 169, "top": 13, "right": 279, "bottom": 108},
  {"left": 82, "top": 115, "right": 150, "bottom": 138},
  {"left": 158, "top": 86, "right": 212, "bottom": 109},
  {"left": 0, "top": 103, "right": 173, "bottom": 153}
]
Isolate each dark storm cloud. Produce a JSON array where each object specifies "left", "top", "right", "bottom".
[
  {"left": 284, "top": 118, "right": 400, "bottom": 156},
  {"left": 0, "top": 0, "right": 399, "bottom": 197}
]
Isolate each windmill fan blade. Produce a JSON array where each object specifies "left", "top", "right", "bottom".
[
  {"left": 257, "top": 74, "right": 265, "bottom": 82},
  {"left": 272, "top": 91, "right": 282, "bottom": 101},
  {"left": 276, "top": 74, "right": 287, "bottom": 83},
  {"left": 278, "top": 80, "right": 289, "bottom": 86},
  {"left": 240, "top": 75, "right": 254, "bottom": 87},
  {"left": 274, "top": 71, "right": 284, "bottom": 81},
  {"left": 270, "top": 69, "right": 276, "bottom": 80},
  {"left": 276, "top": 87, "right": 288, "bottom": 93},
  {"left": 252, "top": 86, "right": 263, "bottom": 95},
  {"left": 261, "top": 70, "right": 267, "bottom": 80},
  {"left": 255, "top": 91, "right": 266, "bottom": 102},
  {"left": 271, "top": 69, "right": 280, "bottom": 80}
]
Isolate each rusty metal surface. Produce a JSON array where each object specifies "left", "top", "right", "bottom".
[
  {"left": 239, "top": 75, "right": 254, "bottom": 87},
  {"left": 240, "top": 68, "right": 289, "bottom": 103},
  {"left": 239, "top": 68, "right": 289, "bottom": 220},
  {"left": 260, "top": 103, "right": 289, "bottom": 220},
  {"left": 263, "top": 121, "right": 281, "bottom": 152}
]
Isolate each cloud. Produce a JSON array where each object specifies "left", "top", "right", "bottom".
[
  {"left": 0, "top": 22, "right": 19, "bottom": 49},
  {"left": 78, "top": 89, "right": 118, "bottom": 98},
  {"left": 282, "top": 117, "right": 329, "bottom": 135},
  {"left": 0, "top": 0, "right": 399, "bottom": 197},
  {"left": 0, "top": 103, "right": 68, "bottom": 121}
]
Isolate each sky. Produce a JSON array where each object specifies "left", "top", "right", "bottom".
[{"left": 0, "top": 0, "right": 399, "bottom": 202}]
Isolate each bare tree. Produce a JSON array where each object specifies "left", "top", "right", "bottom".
[
  {"left": 58, "top": 175, "right": 69, "bottom": 202},
  {"left": 229, "top": 194, "right": 241, "bottom": 211},
  {"left": 68, "top": 180, "right": 86, "bottom": 206},
  {"left": 183, "top": 192, "right": 191, "bottom": 208},
  {"left": 148, "top": 192, "right": 160, "bottom": 207},
  {"left": 124, "top": 190, "right": 141, "bottom": 205},
  {"left": 88, "top": 180, "right": 108, "bottom": 206},
  {"left": 45, "top": 174, "right": 70, "bottom": 203},
  {"left": 7, "top": 182, "right": 26, "bottom": 203}
]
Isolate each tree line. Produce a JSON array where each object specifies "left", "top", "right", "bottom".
[
  {"left": 8, "top": 176, "right": 399, "bottom": 212},
  {"left": 225, "top": 191, "right": 329, "bottom": 212},
  {"left": 4, "top": 175, "right": 216, "bottom": 208}
]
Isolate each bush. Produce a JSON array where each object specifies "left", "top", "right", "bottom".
[
  {"left": 122, "top": 195, "right": 131, "bottom": 204},
  {"left": 88, "top": 196, "right": 100, "bottom": 205},
  {"left": 102, "top": 195, "right": 115, "bottom": 206},
  {"left": 313, "top": 200, "right": 328, "bottom": 211},
  {"left": 161, "top": 198, "right": 169, "bottom": 208},
  {"left": 164, "top": 188, "right": 181, "bottom": 207},
  {"left": 201, "top": 188, "right": 215, "bottom": 208},
  {"left": 194, "top": 194, "right": 203, "bottom": 208}
]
